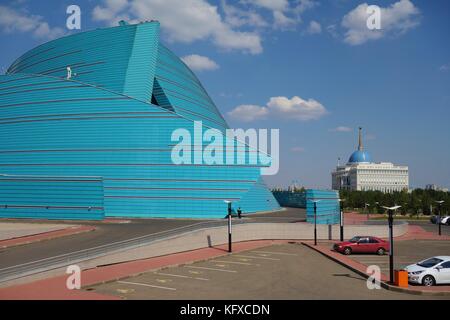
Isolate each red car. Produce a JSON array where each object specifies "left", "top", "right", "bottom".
[{"left": 333, "top": 236, "right": 389, "bottom": 255}]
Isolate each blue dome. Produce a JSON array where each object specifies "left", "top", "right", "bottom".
[{"left": 348, "top": 150, "right": 372, "bottom": 163}]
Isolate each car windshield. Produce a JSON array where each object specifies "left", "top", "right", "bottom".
[
  {"left": 349, "top": 236, "right": 361, "bottom": 243},
  {"left": 417, "top": 258, "right": 443, "bottom": 268}
]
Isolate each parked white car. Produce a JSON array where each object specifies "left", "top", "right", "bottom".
[
  {"left": 405, "top": 256, "right": 450, "bottom": 286},
  {"left": 440, "top": 216, "right": 450, "bottom": 225}
]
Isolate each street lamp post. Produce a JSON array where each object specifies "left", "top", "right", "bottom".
[
  {"left": 382, "top": 205, "right": 401, "bottom": 284},
  {"left": 307, "top": 199, "right": 322, "bottom": 245},
  {"left": 224, "top": 200, "right": 232, "bottom": 253},
  {"left": 338, "top": 199, "right": 345, "bottom": 241},
  {"left": 365, "top": 203, "right": 370, "bottom": 220},
  {"left": 435, "top": 200, "right": 445, "bottom": 236},
  {"left": 314, "top": 201, "right": 317, "bottom": 246},
  {"left": 309, "top": 200, "right": 321, "bottom": 246}
]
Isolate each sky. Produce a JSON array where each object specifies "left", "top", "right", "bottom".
[{"left": 0, "top": 0, "right": 449, "bottom": 190}]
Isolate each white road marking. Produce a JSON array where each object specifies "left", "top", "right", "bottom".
[
  {"left": 117, "top": 280, "right": 176, "bottom": 291},
  {"left": 238, "top": 258, "right": 251, "bottom": 262},
  {"left": 186, "top": 266, "right": 237, "bottom": 273},
  {"left": 353, "top": 258, "right": 410, "bottom": 262},
  {"left": 252, "top": 250, "right": 298, "bottom": 256},
  {"left": 154, "top": 272, "right": 209, "bottom": 281},
  {"left": 116, "top": 288, "right": 134, "bottom": 294},
  {"left": 235, "top": 255, "right": 280, "bottom": 261},
  {"left": 156, "top": 278, "right": 172, "bottom": 283},
  {"left": 188, "top": 270, "right": 202, "bottom": 275},
  {"left": 213, "top": 260, "right": 260, "bottom": 266}
]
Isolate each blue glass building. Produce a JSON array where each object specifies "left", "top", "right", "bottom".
[
  {"left": 305, "top": 189, "right": 340, "bottom": 225},
  {"left": 0, "top": 21, "right": 280, "bottom": 220}
]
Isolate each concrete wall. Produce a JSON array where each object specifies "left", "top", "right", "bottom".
[{"left": 87, "top": 222, "right": 407, "bottom": 267}]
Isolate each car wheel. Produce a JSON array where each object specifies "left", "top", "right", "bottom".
[
  {"left": 422, "top": 275, "right": 435, "bottom": 287},
  {"left": 343, "top": 247, "right": 352, "bottom": 255},
  {"left": 376, "top": 248, "right": 385, "bottom": 255},
  {"left": 446, "top": 220, "right": 450, "bottom": 226}
]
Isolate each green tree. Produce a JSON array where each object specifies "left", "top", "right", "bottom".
[{"left": 338, "top": 188, "right": 449, "bottom": 216}]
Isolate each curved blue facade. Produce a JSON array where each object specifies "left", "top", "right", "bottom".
[{"left": 0, "top": 21, "right": 280, "bottom": 219}]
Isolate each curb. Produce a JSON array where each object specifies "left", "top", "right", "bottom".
[{"left": 301, "top": 241, "right": 450, "bottom": 297}]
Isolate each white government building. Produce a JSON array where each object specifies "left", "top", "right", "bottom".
[{"left": 331, "top": 128, "right": 409, "bottom": 192}]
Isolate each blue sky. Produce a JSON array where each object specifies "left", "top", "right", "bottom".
[{"left": 0, "top": 0, "right": 449, "bottom": 189}]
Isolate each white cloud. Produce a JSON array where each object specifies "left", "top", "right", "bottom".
[
  {"left": 244, "top": 0, "right": 289, "bottom": 12},
  {"left": 104, "top": 0, "right": 129, "bottom": 12},
  {"left": 221, "top": 0, "right": 268, "bottom": 28},
  {"left": 212, "top": 24, "right": 262, "bottom": 54},
  {"left": 267, "top": 96, "right": 327, "bottom": 120},
  {"left": 294, "top": 0, "right": 319, "bottom": 14},
  {"left": 93, "top": 0, "right": 263, "bottom": 54},
  {"left": 342, "top": 0, "right": 420, "bottom": 45},
  {"left": 181, "top": 54, "right": 219, "bottom": 72},
  {"left": 326, "top": 24, "right": 339, "bottom": 38},
  {"left": 0, "top": 5, "right": 64, "bottom": 40},
  {"left": 330, "top": 126, "right": 352, "bottom": 132},
  {"left": 228, "top": 95, "right": 328, "bottom": 122},
  {"left": 33, "top": 22, "right": 65, "bottom": 40},
  {"left": 273, "top": 10, "right": 297, "bottom": 29},
  {"left": 227, "top": 104, "right": 269, "bottom": 122},
  {"left": 306, "top": 20, "right": 322, "bottom": 34},
  {"left": 439, "top": 63, "right": 450, "bottom": 72},
  {"left": 244, "top": 0, "right": 319, "bottom": 30},
  {"left": 92, "top": 0, "right": 130, "bottom": 24}
]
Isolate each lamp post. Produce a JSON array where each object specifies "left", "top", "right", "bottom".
[
  {"left": 435, "top": 200, "right": 445, "bottom": 236},
  {"left": 224, "top": 200, "right": 232, "bottom": 253},
  {"left": 365, "top": 203, "right": 370, "bottom": 220},
  {"left": 308, "top": 199, "right": 321, "bottom": 246},
  {"left": 382, "top": 205, "right": 401, "bottom": 284},
  {"left": 338, "top": 198, "right": 345, "bottom": 241},
  {"left": 314, "top": 201, "right": 317, "bottom": 245}
]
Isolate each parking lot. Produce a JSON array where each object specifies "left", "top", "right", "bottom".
[
  {"left": 84, "top": 243, "right": 446, "bottom": 299},
  {"left": 348, "top": 239, "right": 450, "bottom": 278}
]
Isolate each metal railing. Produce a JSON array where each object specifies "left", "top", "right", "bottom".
[{"left": 0, "top": 219, "right": 247, "bottom": 283}]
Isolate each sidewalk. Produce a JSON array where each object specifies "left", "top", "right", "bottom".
[
  {"left": 395, "top": 225, "right": 450, "bottom": 241},
  {"left": 0, "top": 225, "right": 96, "bottom": 249},
  {"left": 344, "top": 211, "right": 381, "bottom": 225},
  {"left": 0, "top": 239, "right": 293, "bottom": 300}
]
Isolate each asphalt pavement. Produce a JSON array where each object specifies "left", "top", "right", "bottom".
[
  {"left": 408, "top": 220, "right": 450, "bottom": 236},
  {"left": 0, "top": 208, "right": 305, "bottom": 269},
  {"left": 0, "top": 218, "right": 205, "bottom": 269},
  {"left": 86, "top": 243, "right": 446, "bottom": 300}
]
